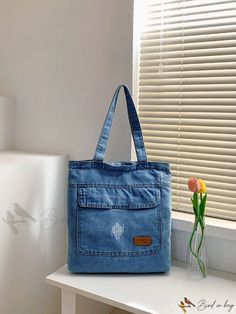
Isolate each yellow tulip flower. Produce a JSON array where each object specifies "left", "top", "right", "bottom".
[{"left": 198, "top": 179, "right": 207, "bottom": 193}]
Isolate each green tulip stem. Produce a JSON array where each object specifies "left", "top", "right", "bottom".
[
  {"left": 189, "top": 221, "right": 206, "bottom": 277},
  {"left": 188, "top": 192, "right": 207, "bottom": 278},
  {"left": 197, "top": 218, "right": 204, "bottom": 254}
]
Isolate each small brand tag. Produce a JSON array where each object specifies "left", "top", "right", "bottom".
[{"left": 133, "top": 236, "right": 152, "bottom": 246}]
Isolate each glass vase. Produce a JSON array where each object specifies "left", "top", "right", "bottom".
[{"left": 187, "top": 219, "right": 207, "bottom": 279}]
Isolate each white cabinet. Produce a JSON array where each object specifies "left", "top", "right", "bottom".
[{"left": 0, "top": 151, "right": 68, "bottom": 314}]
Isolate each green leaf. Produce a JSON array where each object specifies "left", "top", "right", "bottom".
[{"left": 199, "top": 194, "right": 207, "bottom": 218}]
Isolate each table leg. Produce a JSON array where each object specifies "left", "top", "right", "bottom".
[{"left": 61, "top": 289, "right": 76, "bottom": 314}]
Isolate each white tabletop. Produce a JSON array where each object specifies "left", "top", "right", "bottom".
[{"left": 46, "top": 262, "right": 236, "bottom": 314}]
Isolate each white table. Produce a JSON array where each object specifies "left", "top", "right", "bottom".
[{"left": 45, "top": 262, "right": 236, "bottom": 314}]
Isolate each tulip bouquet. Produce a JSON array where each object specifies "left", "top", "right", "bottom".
[{"left": 188, "top": 177, "right": 207, "bottom": 277}]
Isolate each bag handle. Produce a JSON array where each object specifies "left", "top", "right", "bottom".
[{"left": 93, "top": 85, "right": 147, "bottom": 162}]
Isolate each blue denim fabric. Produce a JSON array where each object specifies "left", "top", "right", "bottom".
[{"left": 67, "top": 85, "right": 171, "bottom": 273}]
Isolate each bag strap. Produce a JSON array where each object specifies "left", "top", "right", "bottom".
[{"left": 93, "top": 85, "right": 147, "bottom": 162}]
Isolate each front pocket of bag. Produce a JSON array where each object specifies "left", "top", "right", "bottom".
[{"left": 76, "top": 186, "right": 161, "bottom": 256}]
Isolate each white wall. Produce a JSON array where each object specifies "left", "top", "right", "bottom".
[
  {"left": 0, "top": 97, "right": 14, "bottom": 149},
  {"left": 0, "top": 1, "right": 133, "bottom": 314},
  {"left": 0, "top": 0, "right": 133, "bottom": 161}
]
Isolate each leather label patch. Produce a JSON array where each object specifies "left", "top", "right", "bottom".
[{"left": 133, "top": 236, "right": 152, "bottom": 246}]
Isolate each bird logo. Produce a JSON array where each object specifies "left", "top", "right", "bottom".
[
  {"left": 184, "top": 297, "right": 195, "bottom": 307},
  {"left": 2, "top": 203, "right": 36, "bottom": 233},
  {"left": 178, "top": 297, "right": 195, "bottom": 313},
  {"left": 13, "top": 203, "right": 36, "bottom": 222}
]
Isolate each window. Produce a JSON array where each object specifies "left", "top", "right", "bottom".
[{"left": 134, "top": 0, "right": 236, "bottom": 221}]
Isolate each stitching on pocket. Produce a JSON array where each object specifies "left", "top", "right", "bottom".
[
  {"left": 76, "top": 186, "right": 162, "bottom": 256},
  {"left": 75, "top": 185, "right": 162, "bottom": 256},
  {"left": 78, "top": 186, "right": 160, "bottom": 209}
]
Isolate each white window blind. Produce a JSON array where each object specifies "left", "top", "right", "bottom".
[{"left": 136, "top": 0, "right": 236, "bottom": 221}]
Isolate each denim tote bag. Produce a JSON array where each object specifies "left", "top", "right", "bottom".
[{"left": 67, "top": 85, "right": 171, "bottom": 273}]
